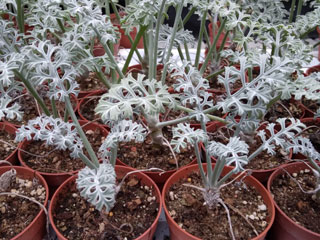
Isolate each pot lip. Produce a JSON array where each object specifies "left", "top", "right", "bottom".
[
  {"left": 48, "top": 165, "right": 162, "bottom": 240},
  {"left": 267, "top": 161, "right": 320, "bottom": 237},
  {"left": 162, "top": 163, "right": 275, "bottom": 240},
  {"left": 305, "top": 64, "right": 320, "bottom": 76},
  {"left": 17, "top": 120, "right": 108, "bottom": 177},
  {"left": 77, "top": 89, "right": 108, "bottom": 123},
  {"left": 0, "top": 121, "right": 18, "bottom": 163},
  {"left": 0, "top": 165, "right": 49, "bottom": 239}
]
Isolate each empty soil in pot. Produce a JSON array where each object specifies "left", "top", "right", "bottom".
[
  {"left": 117, "top": 126, "right": 195, "bottom": 171},
  {"left": 76, "top": 72, "right": 108, "bottom": 92},
  {"left": 80, "top": 94, "right": 106, "bottom": 125},
  {"left": 7, "top": 92, "right": 77, "bottom": 126},
  {"left": 264, "top": 100, "right": 304, "bottom": 122},
  {"left": 52, "top": 175, "right": 158, "bottom": 240},
  {"left": 0, "top": 130, "right": 17, "bottom": 161},
  {"left": 301, "top": 98, "right": 320, "bottom": 114},
  {"left": 21, "top": 128, "right": 104, "bottom": 173},
  {"left": 166, "top": 171, "right": 270, "bottom": 240},
  {"left": 271, "top": 167, "right": 320, "bottom": 233},
  {"left": 0, "top": 174, "right": 46, "bottom": 239},
  {"left": 301, "top": 120, "right": 320, "bottom": 152}
]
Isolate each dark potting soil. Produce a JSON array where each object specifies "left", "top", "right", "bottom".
[
  {"left": 301, "top": 98, "right": 320, "bottom": 113},
  {"left": 117, "top": 127, "right": 195, "bottom": 171},
  {"left": 21, "top": 127, "right": 105, "bottom": 173},
  {"left": 76, "top": 72, "right": 108, "bottom": 92},
  {"left": 53, "top": 176, "right": 159, "bottom": 240},
  {"left": 0, "top": 175, "right": 46, "bottom": 239},
  {"left": 271, "top": 167, "right": 320, "bottom": 233},
  {"left": 166, "top": 172, "right": 270, "bottom": 240},
  {"left": 80, "top": 94, "right": 106, "bottom": 125},
  {"left": 7, "top": 93, "right": 77, "bottom": 126},
  {"left": 264, "top": 100, "right": 304, "bottom": 122},
  {"left": 0, "top": 130, "right": 17, "bottom": 161},
  {"left": 301, "top": 120, "right": 320, "bottom": 152}
]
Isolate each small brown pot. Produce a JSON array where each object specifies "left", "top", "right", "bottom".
[
  {"left": 162, "top": 163, "right": 275, "bottom": 240},
  {"left": 267, "top": 162, "right": 320, "bottom": 240},
  {"left": 0, "top": 122, "right": 18, "bottom": 166},
  {"left": 0, "top": 166, "right": 49, "bottom": 240},
  {"left": 49, "top": 165, "right": 162, "bottom": 240},
  {"left": 77, "top": 89, "right": 108, "bottom": 129},
  {"left": 17, "top": 120, "right": 108, "bottom": 197},
  {"left": 110, "top": 13, "right": 144, "bottom": 49}
]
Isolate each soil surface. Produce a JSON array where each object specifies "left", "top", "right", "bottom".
[
  {"left": 7, "top": 92, "right": 77, "bottom": 126},
  {"left": 0, "top": 174, "right": 46, "bottom": 239},
  {"left": 0, "top": 130, "right": 17, "bottom": 161},
  {"left": 271, "top": 167, "right": 320, "bottom": 233},
  {"left": 117, "top": 126, "right": 195, "bottom": 171},
  {"left": 300, "top": 120, "right": 320, "bottom": 152},
  {"left": 166, "top": 171, "right": 270, "bottom": 240},
  {"left": 79, "top": 93, "right": 106, "bottom": 125},
  {"left": 301, "top": 98, "right": 320, "bottom": 114},
  {"left": 52, "top": 175, "right": 159, "bottom": 240},
  {"left": 21, "top": 127, "right": 105, "bottom": 173},
  {"left": 76, "top": 72, "right": 108, "bottom": 92},
  {"left": 264, "top": 100, "right": 304, "bottom": 122}
]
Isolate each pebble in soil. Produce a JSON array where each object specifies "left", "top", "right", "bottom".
[
  {"left": 166, "top": 172, "right": 270, "bottom": 240},
  {"left": 271, "top": 168, "right": 320, "bottom": 234},
  {"left": 0, "top": 130, "right": 17, "bottom": 161},
  {"left": 117, "top": 126, "right": 195, "bottom": 171},
  {"left": 53, "top": 176, "right": 159, "bottom": 240},
  {"left": 76, "top": 72, "right": 108, "bottom": 92},
  {"left": 21, "top": 128, "right": 105, "bottom": 173},
  {"left": 0, "top": 175, "right": 46, "bottom": 239}
]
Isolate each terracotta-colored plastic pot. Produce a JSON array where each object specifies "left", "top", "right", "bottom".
[
  {"left": 0, "top": 166, "right": 49, "bottom": 240},
  {"left": 49, "top": 165, "right": 162, "bottom": 240},
  {"left": 92, "top": 40, "right": 120, "bottom": 57},
  {"left": 17, "top": 120, "right": 108, "bottom": 197},
  {"left": 162, "top": 163, "right": 275, "bottom": 240},
  {"left": 267, "top": 162, "right": 320, "bottom": 240},
  {"left": 0, "top": 122, "right": 18, "bottom": 166},
  {"left": 77, "top": 89, "right": 109, "bottom": 129},
  {"left": 305, "top": 64, "right": 320, "bottom": 76},
  {"left": 110, "top": 13, "right": 144, "bottom": 48}
]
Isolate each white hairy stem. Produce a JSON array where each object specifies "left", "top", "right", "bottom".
[{"left": 218, "top": 199, "right": 236, "bottom": 240}]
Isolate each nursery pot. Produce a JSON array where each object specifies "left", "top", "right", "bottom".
[
  {"left": 162, "top": 163, "right": 275, "bottom": 240},
  {"left": 17, "top": 120, "right": 108, "bottom": 197},
  {"left": 0, "top": 166, "right": 49, "bottom": 240},
  {"left": 110, "top": 13, "right": 144, "bottom": 48},
  {"left": 77, "top": 89, "right": 108, "bottom": 129},
  {"left": 0, "top": 122, "right": 18, "bottom": 166},
  {"left": 267, "top": 162, "right": 320, "bottom": 240},
  {"left": 49, "top": 165, "right": 162, "bottom": 240}
]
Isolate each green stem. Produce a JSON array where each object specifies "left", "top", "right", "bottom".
[
  {"left": 15, "top": 0, "right": 25, "bottom": 34},
  {"left": 95, "top": 71, "right": 112, "bottom": 88},
  {"left": 63, "top": 107, "right": 69, "bottom": 122},
  {"left": 57, "top": 19, "right": 65, "bottom": 33},
  {"left": 177, "top": 46, "right": 185, "bottom": 61},
  {"left": 297, "top": 0, "right": 303, "bottom": 17},
  {"left": 217, "top": 30, "right": 229, "bottom": 53},
  {"left": 148, "top": 21, "right": 155, "bottom": 80},
  {"left": 184, "top": 41, "right": 191, "bottom": 62},
  {"left": 13, "top": 70, "right": 50, "bottom": 116},
  {"left": 201, "top": 120, "right": 213, "bottom": 182},
  {"left": 122, "top": 26, "right": 148, "bottom": 74},
  {"left": 65, "top": 97, "right": 99, "bottom": 168},
  {"left": 105, "top": 0, "right": 110, "bottom": 16},
  {"left": 200, "top": 18, "right": 227, "bottom": 75},
  {"left": 195, "top": 143, "right": 208, "bottom": 186},
  {"left": 153, "top": 0, "right": 167, "bottom": 79},
  {"left": 289, "top": 0, "right": 297, "bottom": 23},
  {"left": 92, "top": 27, "right": 125, "bottom": 80},
  {"left": 195, "top": 10, "right": 208, "bottom": 68},
  {"left": 217, "top": 169, "right": 236, "bottom": 187},
  {"left": 300, "top": 26, "right": 316, "bottom": 39},
  {"left": 127, "top": 35, "right": 144, "bottom": 63},
  {"left": 110, "top": 2, "right": 120, "bottom": 20},
  {"left": 79, "top": 152, "right": 97, "bottom": 169},
  {"left": 51, "top": 99, "right": 58, "bottom": 118},
  {"left": 182, "top": 7, "right": 196, "bottom": 26},
  {"left": 110, "top": 143, "right": 118, "bottom": 167},
  {"left": 205, "top": 68, "right": 225, "bottom": 80},
  {"left": 160, "top": 0, "right": 185, "bottom": 84},
  {"left": 210, "top": 157, "right": 226, "bottom": 187}
]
